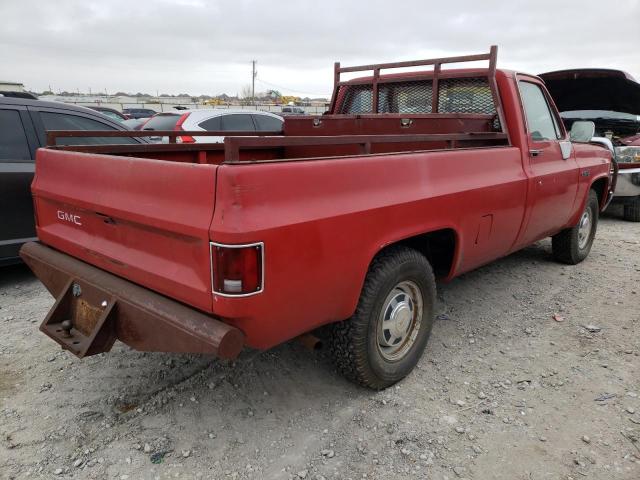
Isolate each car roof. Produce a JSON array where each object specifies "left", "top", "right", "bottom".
[
  {"left": 90, "top": 106, "right": 121, "bottom": 112},
  {"left": 0, "top": 96, "right": 118, "bottom": 115},
  {"left": 0, "top": 96, "right": 149, "bottom": 141}
]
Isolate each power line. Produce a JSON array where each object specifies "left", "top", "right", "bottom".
[{"left": 255, "top": 77, "right": 329, "bottom": 98}]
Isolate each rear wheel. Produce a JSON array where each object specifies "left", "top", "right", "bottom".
[
  {"left": 623, "top": 196, "right": 640, "bottom": 222},
  {"left": 552, "top": 190, "right": 599, "bottom": 265},
  {"left": 328, "top": 246, "right": 436, "bottom": 389}
]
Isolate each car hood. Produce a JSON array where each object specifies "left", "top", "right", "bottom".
[
  {"left": 539, "top": 69, "right": 640, "bottom": 115},
  {"left": 620, "top": 133, "right": 640, "bottom": 146}
]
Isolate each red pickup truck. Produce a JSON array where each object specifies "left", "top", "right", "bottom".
[{"left": 22, "top": 47, "right": 613, "bottom": 389}]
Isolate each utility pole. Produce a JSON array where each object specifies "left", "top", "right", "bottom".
[{"left": 252, "top": 60, "right": 257, "bottom": 106}]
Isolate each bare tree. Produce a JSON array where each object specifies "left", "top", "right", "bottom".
[{"left": 240, "top": 85, "right": 253, "bottom": 105}]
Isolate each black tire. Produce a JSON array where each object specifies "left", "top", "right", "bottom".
[
  {"left": 328, "top": 246, "right": 436, "bottom": 389},
  {"left": 623, "top": 196, "right": 640, "bottom": 222},
  {"left": 552, "top": 190, "right": 599, "bottom": 265}
]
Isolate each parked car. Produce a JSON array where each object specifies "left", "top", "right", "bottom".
[
  {"left": 140, "top": 110, "right": 283, "bottom": 143},
  {"left": 122, "top": 107, "right": 157, "bottom": 119},
  {"left": 280, "top": 105, "right": 305, "bottom": 115},
  {"left": 21, "top": 47, "right": 613, "bottom": 389},
  {"left": 121, "top": 118, "right": 148, "bottom": 130},
  {"left": 0, "top": 91, "right": 38, "bottom": 100},
  {"left": 88, "top": 106, "right": 128, "bottom": 122},
  {"left": 540, "top": 69, "right": 640, "bottom": 221},
  {"left": 0, "top": 97, "right": 144, "bottom": 265}
]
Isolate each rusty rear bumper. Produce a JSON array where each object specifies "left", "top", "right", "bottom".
[{"left": 20, "top": 242, "right": 244, "bottom": 359}]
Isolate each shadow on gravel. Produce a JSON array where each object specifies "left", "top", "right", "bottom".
[
  {"left": 0, "top": 262, "right": 34, "bottom": 289},
  {"left": 56, "top": 238, "right": 562, "bottom": 410}
]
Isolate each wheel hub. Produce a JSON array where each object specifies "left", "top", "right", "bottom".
[
  {"left": 390, "top": 303, "right": 411, "bottom": 338},
  {"left": 377, "top": 281, "right": 423, "bottom": 361},
  {"left": 578, "top": 209, "right": 592, "bottom": 249}
]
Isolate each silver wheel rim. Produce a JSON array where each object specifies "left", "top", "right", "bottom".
[
  {"left": 577, "top": 208, "right": 592, "bottom": 249},
  {"left": 377, "top": 280, "right": 423, "bottom": 361}
]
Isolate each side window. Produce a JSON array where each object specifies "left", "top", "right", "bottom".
[
  {"left": 199, "top": 116, "right": 222, "bottom": 131},
  {"left": 221, "top": 114, "right": 255, "bottom": 131},
  {"left": 519, "top": 82, "right": 560, "bottom": 141},
  {"left": 39, "top": 111, "right": 137, "bottom": 145},
  {"left": 0, "top": 110, "right": 31, "bottom": 161},
  {"left": 253, "top": 115, "right": 283, "bottom": 132}
]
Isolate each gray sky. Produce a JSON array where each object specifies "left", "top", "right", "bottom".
[{"left": 2, "top": 0, "right": 639, "bottom": 97}]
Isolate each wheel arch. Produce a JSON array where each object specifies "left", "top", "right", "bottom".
[
  {"left": 590, "top": 175, "right": 609, "bottom": 211},
  {"left": 371, "top": 228, "right": 460, "bottom": 280}
]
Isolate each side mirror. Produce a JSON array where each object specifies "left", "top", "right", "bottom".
[{"left": 570, "top": 120, "right": 595, "bottom": 143}]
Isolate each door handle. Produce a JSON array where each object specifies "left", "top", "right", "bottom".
[{"left": 529, "top": 149, "right": 544, "bottom": 157}]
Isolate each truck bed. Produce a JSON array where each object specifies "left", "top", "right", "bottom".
[{"left": 33, "top": 136, "right": 525, "bottom": 339}]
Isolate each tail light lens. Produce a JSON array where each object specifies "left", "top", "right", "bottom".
[
  {"left": 211, "top": 243, "right": 263, "bottom": 296},
  {"left": 175, "top": 113, "right": 195, "bottom": 143}
]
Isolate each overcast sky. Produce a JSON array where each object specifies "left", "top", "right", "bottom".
[{"left": 2, "top": 0, "right": 639, "bottom": 97}]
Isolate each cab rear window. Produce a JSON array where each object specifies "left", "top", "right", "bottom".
[{"left": 339, "top": 77, "right": 497, "bottom": 117}]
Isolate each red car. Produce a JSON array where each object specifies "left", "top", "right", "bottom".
[{"left": 22, "top": 47, "right": 612, "bottom": 389}]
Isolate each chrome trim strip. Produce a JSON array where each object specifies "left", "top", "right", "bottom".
[
  {"left": 209, "top": 241, "right": 265, "bottom": 298},
  {"left": 618, "top": 168, "right": 640, "bottom": 175}
]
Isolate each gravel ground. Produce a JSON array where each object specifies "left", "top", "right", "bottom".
[{"left": 1, "top": 208, "right": 639, "bottom": 480}]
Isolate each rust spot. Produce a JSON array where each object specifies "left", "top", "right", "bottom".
[{"left": 71, "top": 298, "right": 103, "bottom": 336}]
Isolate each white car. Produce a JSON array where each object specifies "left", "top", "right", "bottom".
[{"left": 140, "top": 109, "right": 283, "bottom": 143}]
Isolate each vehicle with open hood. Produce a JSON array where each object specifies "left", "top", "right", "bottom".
[{"left": 540, "top": 69, "right": 640, "bottom": 221}]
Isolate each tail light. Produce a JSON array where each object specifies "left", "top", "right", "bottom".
[
  {"left": 211, "top": 242, "right": 264, "bottom": 296},
  {"left": 175, "top": 113, "right": 195, "bottom": 143}
]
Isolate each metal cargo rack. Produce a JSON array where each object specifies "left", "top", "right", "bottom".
[{"left": 328, "top": 45, "right": 507, "bottom": 138}]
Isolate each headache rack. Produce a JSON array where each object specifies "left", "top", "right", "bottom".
[{"left": 328, "top": 45, "right": 506, "bottom": 134}]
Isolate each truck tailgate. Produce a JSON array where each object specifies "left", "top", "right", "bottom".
[{"left": 32, "top": 149, "right": 217, "bottom": 312}]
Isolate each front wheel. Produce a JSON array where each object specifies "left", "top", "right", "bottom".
[
  {"left": 328, "top": 246, "right": 436, "bottom": 389},
  {"left": 552, "top": 190, "right": 599, "bottom": 265}
]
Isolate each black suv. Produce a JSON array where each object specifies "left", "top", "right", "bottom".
[{"left": 0, "top": 97, "right": 142, "bottom": 265}]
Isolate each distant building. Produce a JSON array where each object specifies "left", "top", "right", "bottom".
[{"left": 0, "top": 81, "right": 25, "bottom": 92}]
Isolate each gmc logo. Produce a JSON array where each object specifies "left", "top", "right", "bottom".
[{"left": 57, "top": 210, "right": 82, "bottom": 226}]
